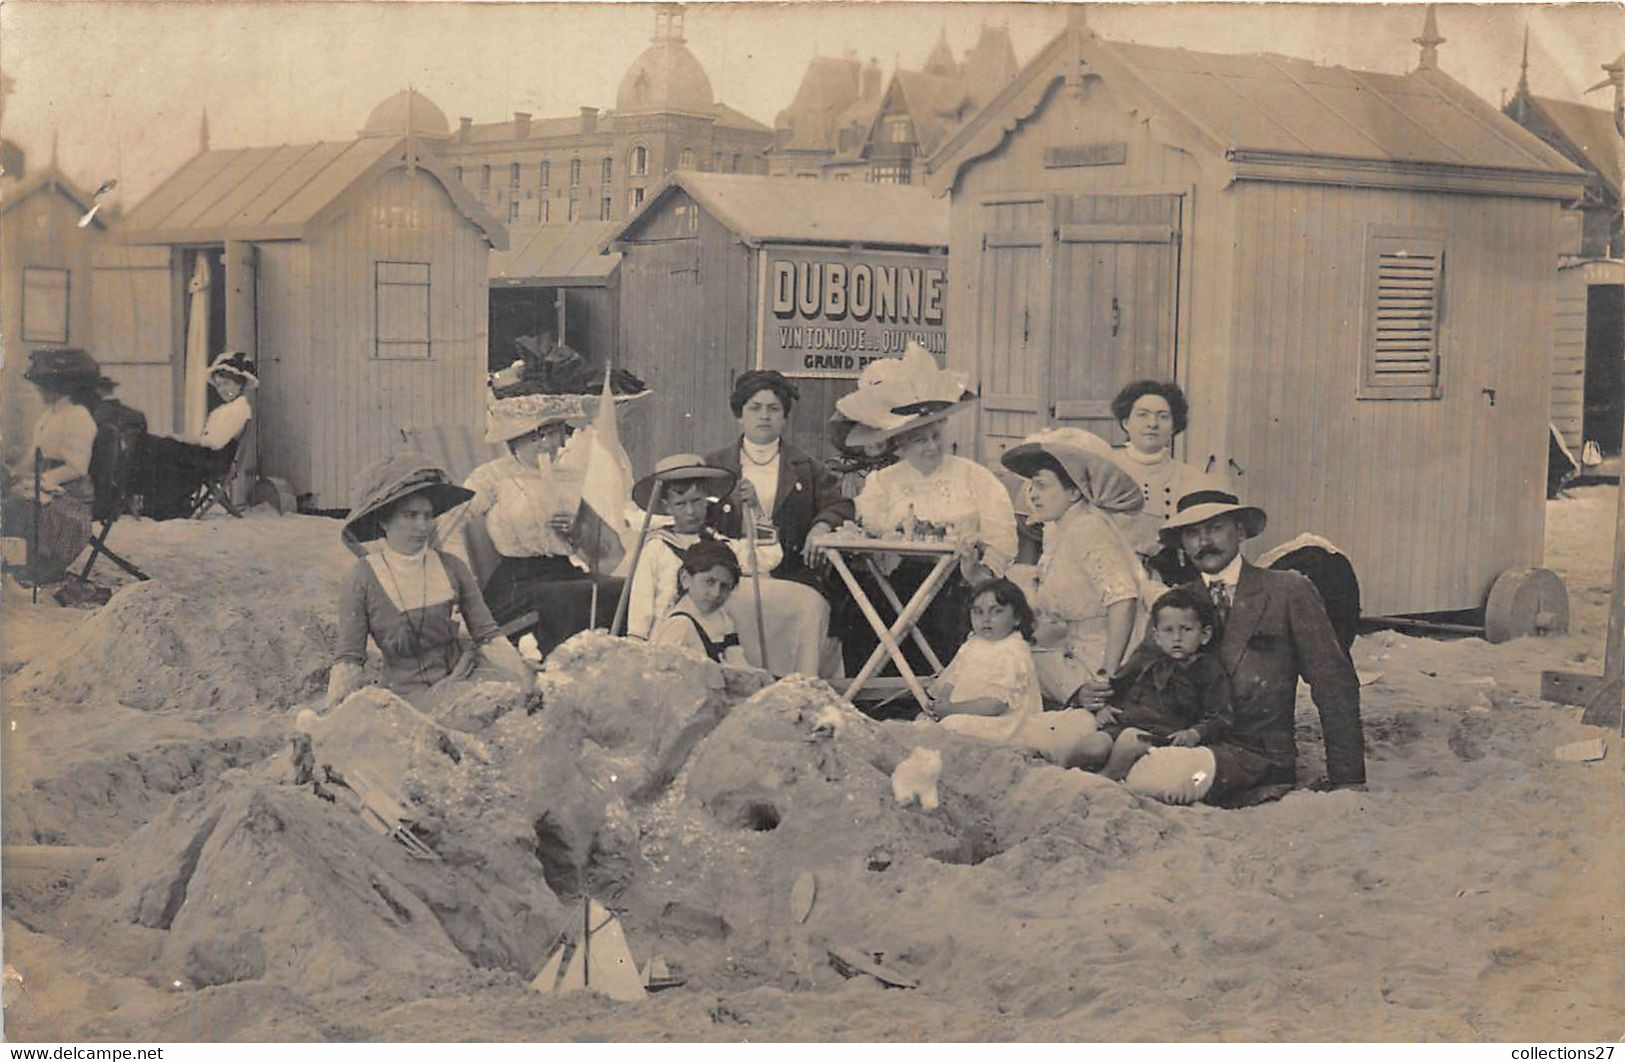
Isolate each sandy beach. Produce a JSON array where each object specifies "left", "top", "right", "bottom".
[{"left": 2, "top": 486, "right": 1620, "bottom": 1042}]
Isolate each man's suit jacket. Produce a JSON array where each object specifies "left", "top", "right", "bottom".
[
  {"left": 1184, "top": 561, "right": 1365, "bottom": 788},
  {"left": 705, "top": 438, "right": 854, "bottom": 589}
]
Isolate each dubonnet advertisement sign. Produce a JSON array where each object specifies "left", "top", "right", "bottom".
[{"left": 756, "top": 247, "right": 947, "bottom": 378}]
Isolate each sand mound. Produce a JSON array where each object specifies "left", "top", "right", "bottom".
[{"left": 13, "top": 581, "right": 334, "bottom": 713}]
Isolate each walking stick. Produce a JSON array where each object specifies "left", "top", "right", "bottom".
[
  {"left": 611, "top": 479, "right": 663, "bottom": 637},
  {"left": 30, "top": 448, "right": 42, "bottom": 604},
  {"left": 745, "top": 500, "right": 772, "bottom": 675}
]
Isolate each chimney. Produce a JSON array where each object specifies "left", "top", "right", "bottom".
[
  {"left": 863, "top": 58, "right": 883, "bottom": 99},
  {"left": 514, "top": 111, "right": 532, "bottom": 138},
  {"left": 580, "top": 106, "right": 599, "bottom": 133},
  {"left": 458, "top": 116, "right": 473, "bottom": 143}
]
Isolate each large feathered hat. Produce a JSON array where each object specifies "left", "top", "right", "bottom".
[
  {"left": 484, "top": 342, "right": 650, "bottom": 444},
  {"left": 830, "top": 342, "right": 975, "bottom": 450}
]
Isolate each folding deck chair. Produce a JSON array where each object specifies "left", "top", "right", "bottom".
[
  {"left": 78, "top": 398, "right": 149, "bottom": 583},
  {"left": 185, "top": 432, "right": 246, "bottom": 518}
]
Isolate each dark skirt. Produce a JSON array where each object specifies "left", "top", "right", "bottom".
[
  {"left": 135, "top": 435, "right": 224, "bottom": 520},
  {"left": 2, "top": 475, "right": 94, "bottom": 583},
  {"left": 834, "top": 556, "right": 970, "bottom": 679},
  {"left": 482, "top": 553, "right": 624, "bottom": 657}
]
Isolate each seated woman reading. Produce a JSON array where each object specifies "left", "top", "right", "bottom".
[
  {"left": 325, "top": 452, "right": 533, "bottom": 712},
  {"left": 136, "top": 351, "right": 255, "bottom": 520}
]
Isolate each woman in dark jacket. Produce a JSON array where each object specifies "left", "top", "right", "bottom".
[{"left": 703, "top": 370, "right": 853, "bottom": 676}]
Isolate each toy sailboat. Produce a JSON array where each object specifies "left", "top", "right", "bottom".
[{"left": 530, "top": 897, "right": 646, "bottom": 1003}]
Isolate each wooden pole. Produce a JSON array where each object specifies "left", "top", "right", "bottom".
[
  {"left": 1608, "top": 67, "right": 1625, "bottom": 734},
  {"left": 611, "top": 479, "right": 662, "bottom": 637},
  {"left": 744, "top": 502, "right": 772, "bottom": 675},
  {"left": 30, "top": 447, "right": 41, "bottom": 604}
]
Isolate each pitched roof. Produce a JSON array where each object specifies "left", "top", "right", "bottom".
[
  {"left": 890, "top": 70, "right": 973, "bottom": 159},
  {"left": 929, "top": 27, "right": 1586, "bottom": 198},
  {"left": 607, "top": 172, "right": 948, "bottom": 250},
  {"left": 1524, "top": 94, "right": 1620, "bottom": 195},
  {"left": 0, "top": 167, "right": 108, "bottom": 228},
  {"left": 775, "top": 56, "right": 863, "bottom": 152},
  {"left": 120, "top": 136, "right": 506, "bottom": 247},
  {"left": 490, "top": 220, "right": 621, "bottom": 286}
]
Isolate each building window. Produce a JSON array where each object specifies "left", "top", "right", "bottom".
[
  {"left": 884, "top": 115, "right": 913, "bottom": 143},
  {"left": 601, "top": 157, "right": 613, "bottom": 185},
  {"left": 1359, "top": 230, "right": 1445, "bottom": 400},
  {"left": 568, "top": 190, "right": 579, "bottom": 222},
  {"left": 570, "top": 158, "right": 581, "bottom": 187},
  {"left": 510, "top": 163, "right": 521, "bottom": 189},
  {"left": 627, "top": 186, "right": 645, "bottom": 214},
  {"left": 674, "top": 203, "right": 698, "bottom": 235},
  {"left": 453, "top": 165, "right": 463, "bottom": 183},
  {"left": 481, "top": 165, "right": 491, "bottom": 190},
  {"left": 629, "top": 145, "right": 649, "bottom": 176},
  {"left": 22, "top": 267, "right": 70, "bottom": 343},
  {"left": 679, "top": 147, "right": 696, "bottom": 170},
  {"left": 731, "top": 153, "right": 741, "bottom": 173},
  {"left": 871, "top": 161, "right": 911, "bottom": 184},
  {"left": 540, "top": 199, "right": 550, "bottom": 224},
  {"left": 508, "top": 200, "right": 520, "bottom": 223},
  {"left": 599, "top": 196, "right": 611, "bottom": 221},
  {"left": 375, "top": 261, "right": 431, "bottom": 359},
  {"left": 540, "top": 161, "right": 550, "bottom": 187}
]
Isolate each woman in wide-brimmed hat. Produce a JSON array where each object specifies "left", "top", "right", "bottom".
[
  {"left": 834, "top": 343, "right": 1019, "bottom": 675},
  {"left": 438, "top": 362, "right": 649, "bottom": 658},
  {"left": 700, "top": 368, "right": 854, "bottom": 678},
  {"left": 1000, "top": 431, "right": 1148, "bottom": 766},
  {"left": 134, "top": 351, "right": 259, "bottom": 520},
  {"left": 1, "top": 348, "right": 104, "bottom": 587},
  {"left": 325, "top": 451, "right": 533, "bottom": 710}
]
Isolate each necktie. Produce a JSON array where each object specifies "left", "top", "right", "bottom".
[{"left": 1209, "top": 580, "right": 1232, "bottom": 626}]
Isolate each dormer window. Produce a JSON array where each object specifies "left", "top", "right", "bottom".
[{"left": 629, "top": 145, "right": 649, "bottom": 176}]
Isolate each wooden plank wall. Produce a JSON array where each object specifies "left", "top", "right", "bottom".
[
  {"left": 302, "top": 168, "right": 490, "bottom": 508},
  {"left": 615, "top": 196, "right": 750, "bottom": 478},
  {"left": 1551, "top": 267, "right": 1588, "bottom": 449},
  {"left": 944, "top": 74, "right": 1207, "bottom": 471},
  {"left": 1, "top": 189, "right": 111, "bottom": 454},
  {"left": 252, "top": 240, "right": 312, "bottom": 495},
  {"left": 1222, "top": 184, "right": 1559, "bottom": 616},
  {"left": 88, "top": 243, "right": 179, "bottom": 435}
]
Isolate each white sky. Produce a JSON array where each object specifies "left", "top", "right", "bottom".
[{"left": 1, "top": 1, "right": 1621, "bottom": 204}]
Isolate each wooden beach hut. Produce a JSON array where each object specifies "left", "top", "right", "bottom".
[
  {"left": 0, "top": 165, "right": 110, "bottom": 452},
  {"left": 488, "top": 220, "right": 622, "bottom": 373},
  {"left": 605, "top": 172, "right": 948, "bottom": 473},
  {"left": 109, "top": 90, "right": 506, "bottom": 510},
  {"left": 924, "top": 11, "right": 1590, "bottom": 622}
]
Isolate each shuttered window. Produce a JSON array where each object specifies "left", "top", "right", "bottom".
[
  {"left": 1360, "top": 231, "right": 1445, "bottom": 400},
  {"left": 22, "top": 267, "right": 70, "bottom": 342},
  {"left": 375, "top": 261, "right": 430, "bottom": 359}
]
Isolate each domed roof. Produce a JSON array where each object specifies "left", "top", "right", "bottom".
[
  {"left": 360, "top": 89, "right": 451, "bottom": 139},
  {"left": 616, "top": 42, "right": 714, "bottom": 114},
  {"left": 616, "top": 8, "right": 714, "bottom": 115}
]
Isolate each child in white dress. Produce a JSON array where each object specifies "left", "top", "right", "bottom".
[{"left": 926, "top": 578, "right": 1043, "bottom": 743}]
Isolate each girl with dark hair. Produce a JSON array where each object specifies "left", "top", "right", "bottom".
[
  {"left": 702, "top": 368, "right": 854, "bottom": 677},
  {"left": 650, "top": 539, "right": 749, "bottom": 667},
  {"left": 2, "top": 348, "right": 102, "bottom": 587}
]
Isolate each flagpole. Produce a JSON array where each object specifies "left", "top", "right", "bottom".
[{"left": 612, "top": 480, "right": 663, "bottom": 638}]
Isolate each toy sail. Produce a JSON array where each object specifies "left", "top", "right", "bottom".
[{"left": 530, "top": 897, "right": 646, "bottom": 1003}]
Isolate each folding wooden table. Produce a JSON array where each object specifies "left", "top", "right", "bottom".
[{"left": 810, "top": 532, "right": 962, "bottom": 707}]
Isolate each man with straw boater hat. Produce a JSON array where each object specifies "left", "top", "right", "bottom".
[{"left": 1125, "top": 489, "right": 1365, "bottom": 806}]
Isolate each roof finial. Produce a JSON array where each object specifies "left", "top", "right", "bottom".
[
  {"left": 199, "top": 107, "right": 210, "bottom": 153},
  {"left": 405, "top": 84, "right": 417, "bottom": 175},
  {"left": 49, "top": 126, "right": 58, "bottom": 168},
  {"left": 1414, "top": 4, "right": 1445, "bottom": 71},
  {"left": 1516, "top": 25, "right": 1530, "bottom": 96}
]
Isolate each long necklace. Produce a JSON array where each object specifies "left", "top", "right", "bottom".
[{"left": 379, "top": 546, "right": 434, "bottom": 684}]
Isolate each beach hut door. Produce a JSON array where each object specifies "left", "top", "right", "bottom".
[
  {"left": 1047, "top": 193, "right": 1182, "bottom": 443},
  {"left": 974, "top": 195, "right": 1053, "bottom": 472}
]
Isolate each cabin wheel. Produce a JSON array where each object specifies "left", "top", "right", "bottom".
[{"left": 1484, "top": 568, "right": 1569, "bottom": 644}]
